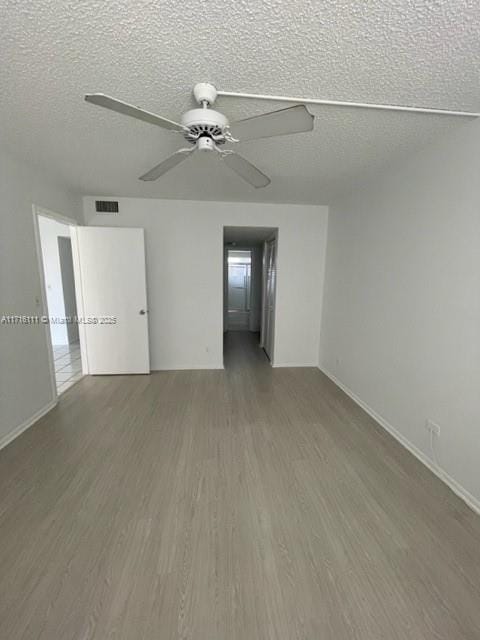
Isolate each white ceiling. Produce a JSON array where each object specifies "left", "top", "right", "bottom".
[{"left": 1, "top": 0, "right": 479, "bottom": 204}]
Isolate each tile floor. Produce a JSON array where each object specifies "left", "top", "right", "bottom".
[{"left": 53, "top": 342, "right": 83, "bottom": 394}]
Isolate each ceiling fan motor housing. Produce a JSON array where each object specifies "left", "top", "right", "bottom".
[{"left": 181, "top": 108, "right": 229, "bottom": 144}]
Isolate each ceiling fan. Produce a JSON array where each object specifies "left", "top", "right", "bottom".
[
  {"left": 85, "top": 83, "right": 314, "bottom": 188},
  {"left": 85, "top": 82, "right": 479, "bottom": 189}
]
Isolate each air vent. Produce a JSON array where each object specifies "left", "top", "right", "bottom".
[{"left": 95, "top": 200, "right": 119, "bottom": 214}]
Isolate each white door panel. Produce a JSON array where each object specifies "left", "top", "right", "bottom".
[{"left": 74, "top": 227, "right": 150, "bottom": 374}]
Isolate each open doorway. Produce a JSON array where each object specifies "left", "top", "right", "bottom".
[
  {"left": 226, "top": 249, "right": 252, "bottom": 331},
  {"left": 35, "top": 216, "right": 150, "bottom": 381},
  {"left": 35, "top": 210, "right": 84, "bottom": 395},
  {"left": 223, "top": 226, "right": 278, "bottom": 365}
]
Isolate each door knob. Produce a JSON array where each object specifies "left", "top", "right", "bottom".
[{"left": 139, "top": 309, "right": 148, "bottom": 315}]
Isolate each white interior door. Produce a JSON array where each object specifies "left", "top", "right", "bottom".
[{"left": 73, "top": 227, "right": 150, "bottom": 374}]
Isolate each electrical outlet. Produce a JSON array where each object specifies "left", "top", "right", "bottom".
[{"left": 425, "top": 419, "right": 441, "bottom": 436}]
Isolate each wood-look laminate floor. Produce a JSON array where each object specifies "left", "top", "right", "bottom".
[{"left": 1, "top": 332, "right": 479, "bottom": 639}]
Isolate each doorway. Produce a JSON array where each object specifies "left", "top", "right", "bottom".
[
  {"left": 223, "top": 226, "right": 278, "bottom": 365},
  {"left": 34, "top": 211, "right": 151, "bottom": 389},
  {"left": 227, "top": 249, "right": 252, "bottom": 330},
  {"left": 36, "top": 210, "right": 84, "bottom": 395}
]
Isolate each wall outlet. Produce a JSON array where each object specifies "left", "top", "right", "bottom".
[{"left": 425, "top": 419, "right": 441, "bottom": 436}]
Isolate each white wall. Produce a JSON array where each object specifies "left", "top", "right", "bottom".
[
  {"left": 0, "top": 150, "right": 82, "bottom": 447},
  {"left": 38, "top": 216, "right": 70, "bottom": 345},
  {"left": 83, "top": 198, "right": 328, "bottom": 370},
  {"left": 319, "top": 119, "right": 480, "bottom": 508}
]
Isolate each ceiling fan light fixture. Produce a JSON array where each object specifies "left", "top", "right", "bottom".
[
  {"left": 85, "top": 82, "right": 321, "bottom": 189},
  {"left": 197, "top": 137, "right": 215, "bottom": 152}
]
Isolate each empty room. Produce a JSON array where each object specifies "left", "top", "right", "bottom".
[{"left": 0, "top": 1, "right": 479, "bottom": 638}]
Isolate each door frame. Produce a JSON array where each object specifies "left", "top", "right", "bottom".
[
  {"left": 32, "top": 205, "right": 86, "bottom": 402},
  {"left": 222, "top": 227, "right": 278, "bottom": 366},
  {"left": 226, "top": 248, "right": 253, "bottom": 331},
  {"left": 260, "top": 234, "right": 278, "bottom": 363}
]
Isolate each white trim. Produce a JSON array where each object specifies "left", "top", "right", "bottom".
[
  {"left": 32, "top": 205, "right": 60, "bottom": 404},
  {"left": 32, "top": 205, "right": 87, "bottom": 389},
  {"left": 260, "top": 240, "right": 267, "bottom": 349},
  {"left": 320, "top": 367, "right": 480, "bottom": 516},
  {"left": 69, "top": 227, "right": 89, "bottom": 374},
  {"left": 0, "top": 400, "right": 57, "bottom": 452},
  {"left": 262, "top": 234, "right": 278, "bottom": 365},
  {"left": 34, "top": 205, "right": 79, "bottom": 227}
]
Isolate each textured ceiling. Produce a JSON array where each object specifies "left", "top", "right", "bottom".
[{"left": 1, "top": 0, "right": 479, "bottom": 204}]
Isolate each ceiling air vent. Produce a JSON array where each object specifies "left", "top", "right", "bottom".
[{"left": 95, "top": 200, "right": 119, "bottom": 214}]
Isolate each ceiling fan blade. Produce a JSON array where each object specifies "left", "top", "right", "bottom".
[
  {"left": 85, "top": 93, "right": 187, "bottom": 133},
  {"left": 222, "top": 152, "right": 270, "bottom": 188},
  {"left": 139, "top": 149, "right": 194, "bottom": 181},
  {"left": 229, "top": 104, "right": 313, "bottom": 141}
]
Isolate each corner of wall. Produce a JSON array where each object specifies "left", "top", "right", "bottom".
[
  {"left": 318, "top": 365, "right": 480, "bottom": 516},
  {"left": 317, "top": 204, "right": 330, "bottom": 368}
]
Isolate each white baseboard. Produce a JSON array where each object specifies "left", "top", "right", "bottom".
[
  {"left": 319, "top": 367, "right": 480, "bottom": 516},
  {"left": 0, "top": 400, "right": 57, "bottom": 452}
]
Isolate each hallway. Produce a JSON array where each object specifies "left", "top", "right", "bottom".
[
  {"left": 223, "top": 330, "right": 266, "bottom": 370},
  {"left": 0, "top": 334, "right": 479, "bottom": 639}
]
